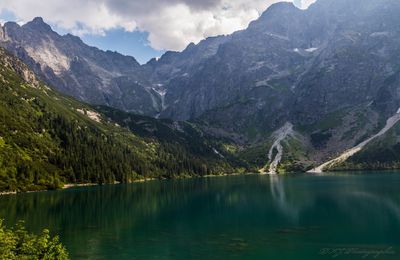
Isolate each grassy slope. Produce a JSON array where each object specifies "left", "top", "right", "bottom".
[{"left": 0, "top": 49, "right": 246, "bottom": 192}]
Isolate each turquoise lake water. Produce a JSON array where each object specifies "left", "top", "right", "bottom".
[{"left": 0, "top": 173, "right": 399, "bottom": 259}]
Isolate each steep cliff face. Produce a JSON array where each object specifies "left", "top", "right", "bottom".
[
  {"left": 0, "top": 18, "right": 161, "bottom": 116},
  {"left": 154, "top": 0, "right": 400, "bottom": 125},
  {"left": 156, "top": 3, "right": 313, "bottom": 121}
]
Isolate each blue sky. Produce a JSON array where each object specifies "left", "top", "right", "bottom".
[
  {"left": 80, "top": 30, "right": 165, "bottom": 64},
  {"left": 0, "top": 0, "right": 314, "bottom": 64},
  {"left": 0, "top": 9, "right": 16, "bottom": 23}
]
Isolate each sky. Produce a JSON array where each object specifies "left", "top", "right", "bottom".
[{"left": 0, "top": 0, "right": 316, "bottom": 64}]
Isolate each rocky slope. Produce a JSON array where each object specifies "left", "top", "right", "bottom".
[{"left": 309, "top": 109, "right": 400, "bottom": 172}]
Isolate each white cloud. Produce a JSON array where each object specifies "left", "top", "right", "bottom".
[
  {"left": 0, "top": 0, "right": 315, "bottom": 51},
  {"left": 299, "top": 0, "right": 317, "bottom": 9}
]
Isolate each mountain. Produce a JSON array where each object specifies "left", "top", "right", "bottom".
[
  {"left": 143, "top": 0, "right": 400, "bottom": 170},
  {"left": 2, "top": 0, "right": 400, "bottom": 173},
  {"left": 148, "top": 0, "right": 400, "bottom": 171},
  {"left": 0, "top": 18, "right": 161, "bottom": 116},
  {"left": 0, "top": 47, "right": 246, "bottom": 192},
  {"left": 152, "top": 0, "right": 400, "bottom": 122}
]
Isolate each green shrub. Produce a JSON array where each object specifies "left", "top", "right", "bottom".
[{"left": 0, "top": 219, "right": 69, "bottom": 260}]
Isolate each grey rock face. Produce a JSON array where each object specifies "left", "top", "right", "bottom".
[
  {"left": 149, "top": 0, "right": 400, "bottom": 130},
  {"left": 0, "top": 17, "right": 160, "bottom": 116}
]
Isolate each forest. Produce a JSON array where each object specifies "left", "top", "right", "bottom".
[{"left": 0, "top": 48, "right": 246, "bottom": 192}]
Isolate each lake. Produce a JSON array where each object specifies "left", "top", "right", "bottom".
[{"left": 1, "top": 173, "right": 399, "bottom": 259}]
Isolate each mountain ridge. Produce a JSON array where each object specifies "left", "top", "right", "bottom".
[{"left": 3, "top": 0, "right": 400, "bottom": 173}]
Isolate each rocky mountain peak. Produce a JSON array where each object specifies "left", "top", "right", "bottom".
[
  {"left": 2, "top": 21, "right": 20, "bottom": 35},
  {"left": 23, "top": 17, "right": 52, "bottom": 32},
  {"left": 263, "top": 1, "right": 297, "bottom": 13},
  {"left": 258, "top": 1, "right": 299, "bottom": 20},
  {"left": 31, "top": 17, "right": 45, "bottom": 24},
  {"left": 0, "top": 17, "right": 153, "bottom": 116}
]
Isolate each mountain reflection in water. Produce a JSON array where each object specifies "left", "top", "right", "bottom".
[{"left": 0, "top": 173, "right": 399, "bottom": 259}]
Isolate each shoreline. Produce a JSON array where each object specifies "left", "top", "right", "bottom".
[
  {"left": 62, "top": 178, "right": 157, "bottom": 190},
  {"left": 203, "top": 172, "right": 254, "bottom": 178},
  {"left": 3, "top": 170, "right": 396, "bottom": 196},
  {"left": 0, "top": 178, "right": 158, "bottom": 196},
  {"left": 62, "top": 183, "right": 100, "bottom": 189},
  {"left": 0, "top": 174, "right": 247, "bottom": 196}
]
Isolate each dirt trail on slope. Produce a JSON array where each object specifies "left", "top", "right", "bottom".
[
  {"left": 261, "top": 122, "right": 294, "bottom": 174},
  {"left": 308, "top": 109, "right": 400, "bottom": 173}
]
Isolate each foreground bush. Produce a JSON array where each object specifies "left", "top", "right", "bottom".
[{"left": 0, "top": 219, "right": 69, "bottom": 259}]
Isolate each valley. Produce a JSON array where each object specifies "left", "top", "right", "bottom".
[{"left": 1, "top": 0, "right": 400, "bottom": 192}]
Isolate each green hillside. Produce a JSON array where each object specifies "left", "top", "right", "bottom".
[{"left": 0, "top": 48, "right": 245, "bottom": 192}]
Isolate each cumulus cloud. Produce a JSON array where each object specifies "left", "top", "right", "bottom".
[{"left": 0, "top": 0, "right": 315, "bottom": 51}]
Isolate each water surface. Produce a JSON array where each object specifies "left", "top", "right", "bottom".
[{"left": 1, "top": 173, "right": 399, "bottom": 259}]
